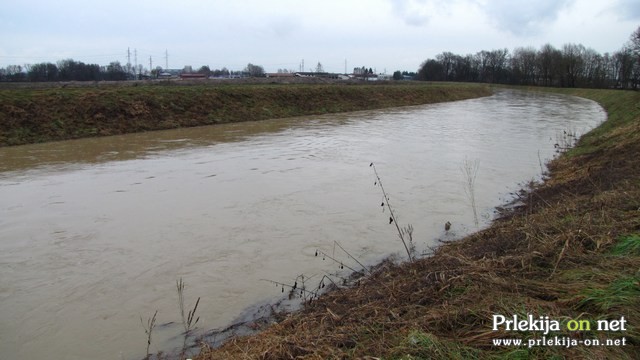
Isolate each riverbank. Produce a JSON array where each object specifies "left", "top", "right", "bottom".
[
  {"left": 195, "top": 87, "right": 639, "bottom": 359},
  {"left": 0, "top": 82, "right": 490, "bottom": 147}
]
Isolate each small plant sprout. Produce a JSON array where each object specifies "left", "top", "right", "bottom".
[
  {"left": 176, "top": 278, "right": 200, "bottom": 359},
  {"left": 177, "top": 278, "right": 200, "bottom": 335},
  {"left": 370, "top": 162, "right": 414, "bottom": 262},
  {"left": 140, "top": 310, "right": 158, "bottom": 360},
  {"left": 554, "top": 128, "right": 578, "bottom": 153},
  {"left": 401, "top": 224, "right": 416, "bottom": 256}
]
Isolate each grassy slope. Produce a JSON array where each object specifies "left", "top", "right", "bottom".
[
  {"left": 0, "top": 82, "right": 490, "bottom": 147},
  {"left": 196, "top": 87, "right": 640, "bottom": 359}
]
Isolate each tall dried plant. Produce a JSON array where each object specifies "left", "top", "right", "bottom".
[
  {"left": 462, "top": 158, "right": 480, "bottom": 228},
  {"left": 370, "top": 162, "right": 414, "bottom": 262}
]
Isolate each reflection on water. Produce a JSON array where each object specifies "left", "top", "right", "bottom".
[{"left": 0, "top": 90, "right": 605, "bottom": 359}]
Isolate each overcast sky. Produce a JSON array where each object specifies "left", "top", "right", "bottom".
[{"left": 1, "top": 0, "right": 638, "bottom": 73}]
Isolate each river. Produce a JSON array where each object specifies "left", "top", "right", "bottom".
[{"left": 0, "top": 89, "right": 605, "bottom": 359}]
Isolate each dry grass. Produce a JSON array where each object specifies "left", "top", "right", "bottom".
[{"left": 193, "top": 87, "right": 640, "bottom": 359}]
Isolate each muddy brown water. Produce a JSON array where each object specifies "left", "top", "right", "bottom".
[{"left": 0, "top": 90, "right": 605, "bottom": 359}]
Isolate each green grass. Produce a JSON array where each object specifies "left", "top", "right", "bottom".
[
  {"left": 578, "top": 275, "right": 639, "bottom": 312},
  {"left": 610, "top": 234, "right": 640, "bottom": 257}
]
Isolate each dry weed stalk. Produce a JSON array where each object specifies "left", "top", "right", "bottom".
[
  {"left": 537, "top": 149, "right": 545, "bottom": 176},
  {"left": 261, "top": 241, "right": 374, "bottom": 308},
  {"left": 370, "top": 162, "right": 414, "bottom": 262},
  {"left": 261, "top": 273, "right": 328, "bottom": 303},
  {"left": 331, "top": 241, "right": 371, "bottom": 275},
  {"left": 462, "top": 158, "right": 480, "bottom": 228},
  {"left": 316, "top": 249, "right": 359, "bottom": 274}
]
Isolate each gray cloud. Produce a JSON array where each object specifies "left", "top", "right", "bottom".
[
  {"left": 481, "top": 0, "right": 574, "bottom": 36},
  {"left": 389, "top": 0, "right": 438, "bottom": 26},
  {"left": 0, "top": 0, "right": 632, "bottom": 72},
  {"left": 269, "top": 17, "right": 302, "bottom": 38},
  {"left": 610, "top": 0, "right": 640, "bottom": 21},
  {"left": 388, "top": 0, "right": 575, "bottom": 35}
]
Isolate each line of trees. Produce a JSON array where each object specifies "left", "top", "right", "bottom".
[
  {"left": 0, "top": 59, "right": 138, "bottom": 82},
  {"left": 0, "top": 59, "right": 266, "bottom": 82},
  {"left": 418, "top": 26, "right": 640, "bottom": 89}
]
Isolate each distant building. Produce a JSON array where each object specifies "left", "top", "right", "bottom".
[
  {"left": 351, "top": 73, "right": 379, "bottom": 81},
  {"left": 158, "top": 69, "right": 182, "bottom": 79},
  {"left": 294, "top": 72, "right": 345, "bottom": 79},
  {"left": 180, "top": 73, "right": 207, "bottom": 79},
  {"left": 265, "top": 73, "right": 296, "bottom": 78}
]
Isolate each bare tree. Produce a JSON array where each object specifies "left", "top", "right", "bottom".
[
  {"left": 630, "top": 26, "right": 640, "bottom": 53},
  {"left": 486, "top": 48, "right": 509, "bottom": 83},
  {"left": 629, "top": 26, "right": 640, "bottom": 89},
  {"left": 562, "top": 43, "right": 585, "bottom": 87},
  {"left": 614, "top": 48, "right": 635, "bottom": 89},
  {"left": 511, "top": 47, "right": 537, "bottom": 85},
  {"left": 197, "top": 65, "right": 211, "bottom": 76},
  {"left": 536, "top": 44, "right": 563, "bottom": 86},
  {"left": 244, "top": 63, "right": 265, "bottom": 77}
]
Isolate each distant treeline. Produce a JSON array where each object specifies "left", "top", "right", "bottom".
[
  {"left": 0, "top": 60, "right": 252, "bottom": 83},
  {"left": 417, "top": 26, "right": 640, "bottom": 89},
  {"left": 0, "top": 59, "right": 135, "bottom": 82}
]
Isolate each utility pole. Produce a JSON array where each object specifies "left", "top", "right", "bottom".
[
  {"left": 134, "top": 49, "right": 138, "bottom": 72},
  {"left": 165, "top": 49, "right": 169, "bottom": 70},
  {"left": 149, "top": 56, "right": 152, "bottom": 74},
  {"left": 127, "top": 47, "right": 131, "bottom": 75}
]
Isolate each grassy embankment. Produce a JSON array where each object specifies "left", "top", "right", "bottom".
[
  {"left": 196, "top": 87, "right": 640, "bottom": 359},
  {"left": 0, "top": 82, "right": 490, "bottom": 147}
]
